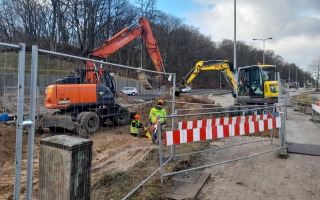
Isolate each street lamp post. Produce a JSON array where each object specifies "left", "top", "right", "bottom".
[
  {"left": 295, "top": 66, "right": 297, "bottom": 82},
  {"left": 253, "top": 37, "right": 273, "bottom": 64},
  {"left": 296, "top": 66, "right": 298, "bottom": 89},
  {"left": 289, "top": 64, "right": 291, "bottom": 82}
]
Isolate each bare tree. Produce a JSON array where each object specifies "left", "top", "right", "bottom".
[
  {"left": 0, "top": 0, "right": 19, "bottom": 42},
  {"left": 13, "top": 0, "right": 42, "bottom": 44},
  {"left": 309, "top": 56, "right": 320, "bottom": 91},
  {"left": 134, "top": 0, "right": 157, "bottom": 19},
  {"left": 0, "top": 0, "right": 315, "bottom": 91}
]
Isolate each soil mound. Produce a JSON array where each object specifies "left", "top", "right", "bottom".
[{"left": 0, "top": 124, "right": 28, "bottom": 165}]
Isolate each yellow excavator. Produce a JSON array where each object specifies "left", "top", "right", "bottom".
[{"left": 174, "top": 60, "right": 279, "bottom": 106}]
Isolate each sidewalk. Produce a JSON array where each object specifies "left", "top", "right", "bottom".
[{"left": 285, "top": 106, "right": 320, "bottom": 155}]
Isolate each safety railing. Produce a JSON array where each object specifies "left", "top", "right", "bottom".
[{"left": 157, "top": 104, "right": 286, "bottom": 183}]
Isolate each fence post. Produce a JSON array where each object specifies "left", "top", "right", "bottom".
[
  {"left": 170, "top": 74, "right": 177, "bottom": 161},
  {"left": 4, "top": 86, "right": 7, "bottom": 113},
  {"left": 13, "top": 43, "right": 26, "bottom": 200},
  {"left": 26, "top": 45, "right": 39, "bottom": 200},
  {"left": 278, "top": 112, "right": 288, "bottom": 157},
  {"left": 157, "top": 116, "right": 164, "bottom": 183},
  {"left": 171, "top": 110, "right": 177, "bottom": 161}
]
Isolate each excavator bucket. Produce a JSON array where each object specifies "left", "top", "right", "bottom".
[
  {"left": 137, "top": 69, "right": 153, "bottom": 90},
  {"left": 137, "top": 69, "right": 166, "bottom": 90}
]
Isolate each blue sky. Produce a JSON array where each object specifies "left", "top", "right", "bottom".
[
  {"left": 156, "top": 0, "right": 200, "bottom": 21},
  {"left": 156, "top": 0, "right": 320, "bottom": 70}
]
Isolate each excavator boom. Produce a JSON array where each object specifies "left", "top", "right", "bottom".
[
  {"left": 138, "top": 18, "right": 164, "bottom": 73},
  {"left": 85, "top": 17, "right": 164, "bottom": 86},
  {"left": 175, "top": 60, "right": 236, "bottom": 96}
]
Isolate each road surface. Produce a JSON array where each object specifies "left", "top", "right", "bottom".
[{"left": 126, "top": 89, "right": 231, "bottom": 101}]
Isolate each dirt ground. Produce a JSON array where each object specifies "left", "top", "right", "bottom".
[
  {"left": 1, "top": 91, "right": 320, "bottom": 199},
  {"left": 0, "top": 91, "right": 215, "bottom": 199}
]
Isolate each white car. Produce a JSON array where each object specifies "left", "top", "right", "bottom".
[
  {"left": 181, "top": 86, "right": 191, "bottom": 93},
  {"left": 120, "top": 87, "right": 138, "bottom": 96}
]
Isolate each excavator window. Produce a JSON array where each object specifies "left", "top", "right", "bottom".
[
  {"left": 249, "top": 67, "right": 263, "bottom": 96},
  {"left": 103, "top": 72, "right": 115, "bottom": 94},
  {"left": 238, "top": 67, "right": 264, "bottom": 97},
  {"left": 238, "top": 70, "right": 248, "bottom": 96},
  {"left": 262, "top": 67, "right": 276, "bottom": 81}
]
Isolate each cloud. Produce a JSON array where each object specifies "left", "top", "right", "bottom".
[{"left": 183, "top": 0, "right": 320, "bottom": 69}]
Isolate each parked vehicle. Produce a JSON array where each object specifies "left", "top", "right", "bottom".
[
  {"left": 181, "top": 86, "right": 191, "bottom": 93},
  {"left": 121, "top": 87, "right": 138, "bottom": 96}
]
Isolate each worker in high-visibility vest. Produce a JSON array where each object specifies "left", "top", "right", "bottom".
[
  {"left": 130, "top": 114, "right": 152, "bottom": 139},
  {"left": 149, "top": 99, "right": 167, "bottom": 143},
  {"left": 130, "top": 114, "right": 143, "bottom": 137},
  {"left": 149, "top": 99, "right": 167, "bottom": 125}
]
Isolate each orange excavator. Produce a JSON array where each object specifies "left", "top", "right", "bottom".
[{"left": 38, "top": 17, "right": 165, "bottom": 136}]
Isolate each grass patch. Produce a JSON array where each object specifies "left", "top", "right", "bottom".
[
  {"left": 290, "top": 93, "right": 315, "bottom": 105},
  {"left": 0, "top": 52, "right": 80, "bottom": 75}
]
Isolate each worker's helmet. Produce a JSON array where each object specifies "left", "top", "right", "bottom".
[
  {"left": 158, "top": 99, "right": 164, "bottom": 105},
  {"left": 134, "top": 114, "right": 140, "bottom": 119}
]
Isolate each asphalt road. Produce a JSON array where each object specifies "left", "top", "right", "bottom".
[{"left": 126, "top": 89, "right": 231, "bottom": 101}]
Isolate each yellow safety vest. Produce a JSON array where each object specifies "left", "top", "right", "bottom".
[
  {"left": 130, "top": 119, "right": 140, "bottom": 134},
  {"left": 149, "top": 105, "right": 167, "bottom": 124}
]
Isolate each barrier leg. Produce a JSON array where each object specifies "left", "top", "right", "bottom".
[
  {"left": 158, "top": 121, "right": 164, "bottom": 183},
  {"left": 171, "top": 145, "right": 176, "bottom": 161},
  {"left": 278, "top": 112, "right": 288, "bottom": 158}
]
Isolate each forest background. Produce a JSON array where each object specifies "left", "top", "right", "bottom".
[{"left": 0, "top": 0, "right": 319, "bottom": 89}]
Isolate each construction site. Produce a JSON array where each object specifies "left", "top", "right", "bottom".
[{"left": 1, "top": 82, "right": 320, "bottom": 199}]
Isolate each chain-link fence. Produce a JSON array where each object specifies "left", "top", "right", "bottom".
[
  {"left": 1, "top": 43, "right": 176, "bottom": 199},
  {"left": 1, "top": 42, "right": 292, "bottom": 199}
]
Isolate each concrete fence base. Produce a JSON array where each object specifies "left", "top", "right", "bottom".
[{"left": 38, "top": 135, "right": 93, "bottom": 200}]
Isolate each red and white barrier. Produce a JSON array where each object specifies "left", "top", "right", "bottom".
[
  {"left": 312, "top": 103, "right": 320, "bottom": 114},
  {"left": 164, "top": 117, "right": 281, "bottom": 146},
  {"left": 178, "top": 113, "right": 275, "bottom": 130}
]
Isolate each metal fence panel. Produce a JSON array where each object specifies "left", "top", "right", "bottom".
[
  {"left": 30, "top": 47, "right": 175, "bottom": 199},
  {"left": 2, "top": 42, "right": 177, "bottom": 199},
  {"left": 159, "top": 102, "right": 287, "bottom": 183}
]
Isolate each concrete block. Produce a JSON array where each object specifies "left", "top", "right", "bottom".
[
  {"left": 39, "top": 135, "right": 93, "bottom": 200},
  {"left": 165, "top": 172, "right": 209, "bottom": 200}
]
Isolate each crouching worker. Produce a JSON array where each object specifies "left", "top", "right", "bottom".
[
  {"left": 130, "top": 114, "right": 152, "bottom": 139},
  {"left": 130, "top": 114, "right": 143, "bottom": 137}
]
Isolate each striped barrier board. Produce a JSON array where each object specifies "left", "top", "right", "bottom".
[
  {"left": 178, "top": 113, "right": 278, "bottom": 130},
  {"left": 164, "top": 117, "right": 281, "bottom": 146},
  {"left": 312, "top": 104, "right": 320, "bottom": 114}
]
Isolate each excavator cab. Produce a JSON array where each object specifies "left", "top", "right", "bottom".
[
  {"left": 236, "top": 65, "right": 278, "bottom": 105},
  {"left": 237, "top": 66, "right": 264, "bottom": 98}
]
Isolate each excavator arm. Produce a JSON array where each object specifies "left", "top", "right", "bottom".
[
  {"left": 175, "top": 60, "right": 236, "bottom": 96},
  {"left": 85, "top": 17, "right": 164, "bottom": 87}
]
